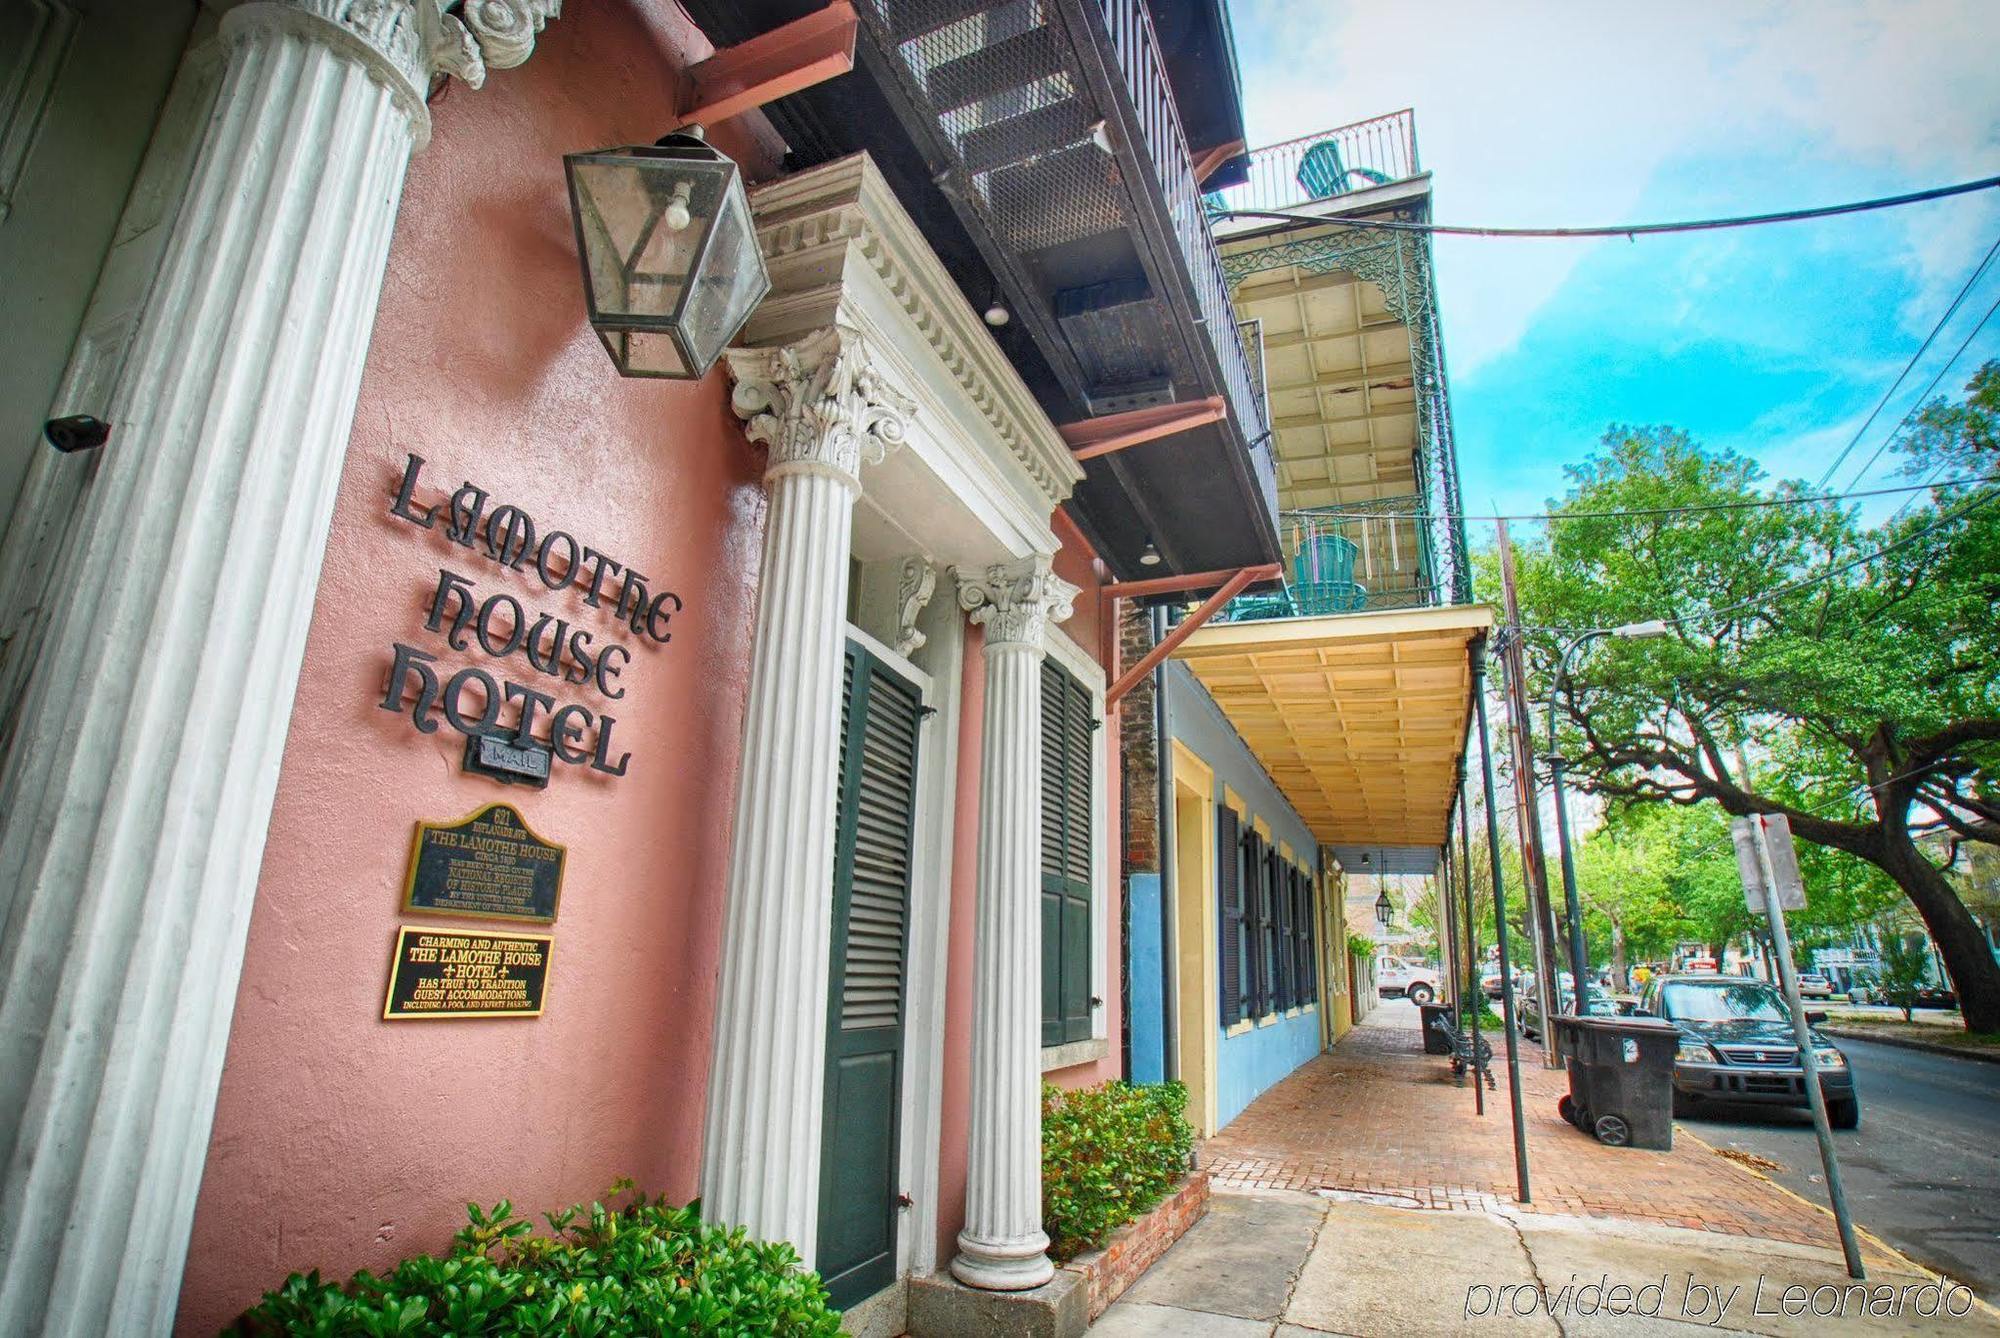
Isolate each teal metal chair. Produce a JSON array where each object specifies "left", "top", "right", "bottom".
[
  {"left": 1294, "top": 532, "right": 1359, "bottom": 586},
  {"left": 1290, "top": 532, "right": 1367, "bottom": 615},
  {"left": 1293, "top": 580, "right": 1369, "bottom": 615},
  {"left": 1296, "top": 141, "right": 1392, "bottom": 200}
]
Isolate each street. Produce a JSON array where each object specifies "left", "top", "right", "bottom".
[{"left": 1694, "top": 1036, "right": 2000, "bottom": 1297}]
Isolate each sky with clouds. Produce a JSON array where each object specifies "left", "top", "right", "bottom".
[{"left": 1228, "top": 1, "right": 2000, "bottom": 529}]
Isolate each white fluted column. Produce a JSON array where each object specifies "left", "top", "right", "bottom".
[
  {"left": 951, "top": 557, "right": 1078, "bottom": 1291},
  {"left": 703, "top": 328, "right": 916, "bottom": 1261},
  {"left": 0, "top": 4, "right": 555, "bottom": 1334}
]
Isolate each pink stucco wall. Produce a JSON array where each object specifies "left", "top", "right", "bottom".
[{"left": 176, "top": 7, "right": 778, "bottom": 1331}]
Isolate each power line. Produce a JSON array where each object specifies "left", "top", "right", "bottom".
[
  {"left": 1514, "top": 481, "right": 1999, "bottom": 643},
  {"left": 1214, "top": 174, "right": 2000, "bottom": 239},
  {"left": 1669, "top": 484, "right": 2000, "bottom": 627},
  {"left": 1295, "top": 473, "right": 2000, "bottom": 523},
  {"left": 1840, "top": 287, "right": 2000, "bottom": 492},
  {"left": 1814, "top": 230, "right": 2000, "bottom": 489}
]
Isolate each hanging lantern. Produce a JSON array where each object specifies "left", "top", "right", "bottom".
[
  {"left": 1374, "top": 887, "right": 1393, "bottom": 927},
  {"left": 563, "top": 130, "right": 770, "bottom": 379}
]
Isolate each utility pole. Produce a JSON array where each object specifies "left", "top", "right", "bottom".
[{"left": 1494, "top": 520, "right": 1561, "bottom": 1063}]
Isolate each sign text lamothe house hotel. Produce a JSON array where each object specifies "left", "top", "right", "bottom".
[{"left": 377, "top": 453, "right": 683, "bottom": 782}]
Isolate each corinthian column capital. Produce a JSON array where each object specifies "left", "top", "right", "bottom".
[
  {"left": 224, "top": 0, "right": 561, "bottom": 143},
  {"left": 954, "top": 555, "right": 1079, "bottom": 650},
  {"left": 724, "top": 327, "right": 918, "bottom": 489}
]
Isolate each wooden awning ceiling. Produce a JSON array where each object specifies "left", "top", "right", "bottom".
[{"left": 1173, "top": 605, "right": 1494, "bottom": 849}]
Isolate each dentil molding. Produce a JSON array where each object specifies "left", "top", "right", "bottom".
[
  {"left": 955, "top": 556, "right": 1079, "bottom": 649},
  {"left": 725, "top": 327, "right": 919, "bottom": 488}
]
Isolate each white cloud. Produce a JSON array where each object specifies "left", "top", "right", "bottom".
[{"left": 1231, "top": 0, "right": 2000, "bottom": 372}]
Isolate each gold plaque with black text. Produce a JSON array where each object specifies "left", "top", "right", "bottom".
[{"left": 382, "top": 926, "right": 552, "bottom": 1020}]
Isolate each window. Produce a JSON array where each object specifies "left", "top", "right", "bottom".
[
  {"left": 1040, "top": 659, "right": 1094, "bottom": 1046},
  {"left": 1292, "top": 865, "right": 1317, "bottom": 1008},
  {"left": 1273, "top": 853, "right": 1295, "bottom": 1011}
]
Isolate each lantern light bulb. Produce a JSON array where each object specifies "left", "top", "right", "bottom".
[{"left": 663, "top": 181, "right": 694, "bottom": 232}]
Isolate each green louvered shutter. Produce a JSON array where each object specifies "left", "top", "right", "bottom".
[
  {"left": 1295, "top": 867, "right": 1317, "bottom": 1007},
  {"left": 1040, "top": 660, "right": 1094, "bottom": 1046},
  {"left": 1217, "top": 805, "right": 1242, "bottom": 1026},
  {"left": 1243, "top": 830, "right": 1267, "bottom": 1017},
  {"left": 1274, "top": 855, "right": 1295, "bottom": 1010},
  {"left": 817, "top": 642, "right": 922, "bottom": 1308}
]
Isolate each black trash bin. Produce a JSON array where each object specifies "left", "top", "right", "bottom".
[
  {"left": 1419, "top": 1002, "right": 1454, "bottom": 1055},
  {"left": 1549, "top": 1014, "right": 1680, "bottom": 1150}
]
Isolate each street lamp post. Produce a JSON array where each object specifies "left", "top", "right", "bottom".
[{"left": 1545, "top": 619, "right": 1670, "bottom": 1013}]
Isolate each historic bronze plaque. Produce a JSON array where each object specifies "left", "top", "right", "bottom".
[
  {"left": 382, "top": 926, "right": 552, "bottom": 1020},
  {"left": 402, "top": 803, "right": 565, "bottom": 923}
]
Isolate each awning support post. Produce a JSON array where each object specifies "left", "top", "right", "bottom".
[{"left": 1472, "top": 639, "right": 1532, "bottom": 1202}]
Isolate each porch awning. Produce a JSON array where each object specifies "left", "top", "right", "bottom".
[{"left": 1171, "top": 604, "right": 1494, "bottom": 849}]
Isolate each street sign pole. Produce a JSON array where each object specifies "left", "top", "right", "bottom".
[{"left": 1740, "top": 813, "right": 1865, "bottom": 1279}]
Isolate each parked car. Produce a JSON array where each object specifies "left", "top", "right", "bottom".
[
  {"left": 1636, "top": 975, "right": 1859, "bottom": 1128},
  {"left": 1795, "top": 972, "right": 1834, "bottom": 1000},
  {"left": 1680, "top": 957, "right": 1719, "bottom": 974},
  {"left": 1480, "top": 967, "right": 1531, "bottom": 1001},
  {"left": 1375, "top": 955, "right": 1440, "bottom": 1005},
  {"left": 1914, "top": 984, "right": 1959, "bottom": 1009},
  {"left": 1518, "top": 987, "right": 1618, "bottom": 1040}
]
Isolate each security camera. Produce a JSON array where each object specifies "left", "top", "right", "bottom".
[{"left": 44, "top": 415, "right": 111, "bottom": 454}]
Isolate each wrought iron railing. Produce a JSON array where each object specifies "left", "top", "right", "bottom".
[
  {"left": 1097, "top": 0, "right": 1270, "bottom": 452},
  {"left": 1206, "top": 110, "right": 1421, "bottom": 217},
  {"left": 1218, "top": 496, "right": 1456, "bottom": 623}
]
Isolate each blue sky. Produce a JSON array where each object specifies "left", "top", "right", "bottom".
[{"left": 1228, "top": 1, "right": 2000, "bottom": 531}]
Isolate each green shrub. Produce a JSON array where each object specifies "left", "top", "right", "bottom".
[
  {"left": 225, "top": 1186, "right": 841, "bottom": 1337},
  {"left": 1346, "top": 933, "right": 1375, "bottom": 962},
  {"left": 1041, "top": 1079, "right": 1195, "bottom": 1262}
]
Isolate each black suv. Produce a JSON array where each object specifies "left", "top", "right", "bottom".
[{"left": 1636, "top": 976, "right": 1859, "bottom": 1128}]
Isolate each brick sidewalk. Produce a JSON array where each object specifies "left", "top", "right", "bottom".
[{"left": 1200, "top": 1003, "right": 1884, "bottom": 1254}]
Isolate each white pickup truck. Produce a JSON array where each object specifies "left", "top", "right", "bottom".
[{"left": 1375, "top": 954, "right": 1440, "bottom": 1005}]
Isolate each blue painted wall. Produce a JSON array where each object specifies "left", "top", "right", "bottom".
[
  {"left": 1127, "top": 873, "right": 1164, "bottom": 1084},
  {"left": 1153, "top": 660, "right": 1327, "bottom": 1131},
  {"left": 1216, "top": 1008, "right": 1323, "bottom": 1129}
]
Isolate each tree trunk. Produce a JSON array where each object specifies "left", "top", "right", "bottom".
[
  {"left": 1610, "top": 918, "right": 1628, "bottom": 992},
  {"left": 1878, "top": 821, "right": 2000, "bottom": 1033}
]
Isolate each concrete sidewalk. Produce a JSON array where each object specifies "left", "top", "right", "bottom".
[{"left": 1090, "top": 1188, "right": 1999, "bottom": 1337}]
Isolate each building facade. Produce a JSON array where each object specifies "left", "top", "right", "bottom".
[
  {"left": 0, "top": 1, "right": 1275, "bottom": 1333},
  {"left": 1119, "top": 110, "right": 1494, "bottom": 1138}
]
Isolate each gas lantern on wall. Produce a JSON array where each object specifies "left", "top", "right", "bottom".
[{"left": 563, "top": 128, "right": 770, "bottom": 380}]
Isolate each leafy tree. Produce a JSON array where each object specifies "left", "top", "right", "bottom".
[
  {"left": 1875, "top": 930, "right": 1932, "bottom": 1023},
  {"left": 1513, "top": 412, "right": 2000, "bottom": 1031}
]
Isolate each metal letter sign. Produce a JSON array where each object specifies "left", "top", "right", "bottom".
[{"left": 1733, "top": 814, "right": 1805, "bottom": 914}]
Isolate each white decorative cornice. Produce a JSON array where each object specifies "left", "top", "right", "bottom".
[
  {"left": 955, "top": 556, "right": 1079, "bottom": 649},
  {"left": 740, "top": 155, "right": 1084, "bottom": 513},
  {"left": 223, "top": 1, "right": 560, "bottom": 145},
  {"left": 894, "top": 557, "right": 937, "bottom": 656},
  {"left": 724, "top": 327, "right": 918, "bottom": 488}
]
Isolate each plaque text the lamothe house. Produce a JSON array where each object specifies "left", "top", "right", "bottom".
[
  {"left": 377, "top": 453, "right": 686, "bottom": 782},
  {"left": 383, "top": 926, "right": 554, "bottom": 1020},
  {"left": 404, "top": 802, "right": 567, "bottom": 924}
]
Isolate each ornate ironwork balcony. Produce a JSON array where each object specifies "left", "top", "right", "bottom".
[
  {"left": 1219, "top": 495, "right": 1463, "bottom": 623},
  {"left": 1205, "top": 110, "right": 1422, "bottom": 217}
]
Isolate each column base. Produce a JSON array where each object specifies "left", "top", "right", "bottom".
[
  {"left": 950, "top": 1229, "right": 1056, "bottom": 1290},
  {"left": 912, "top": 1265, "right": 1084, "bottom": 1338}
]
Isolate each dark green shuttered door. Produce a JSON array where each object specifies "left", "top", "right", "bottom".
[
  {"left": 817, "top": 642, "right": 922, "bottom": 1308},
  {"left": 1041, "top": 660, "right": 1094, "bottom": 1046}
]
